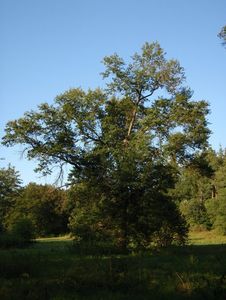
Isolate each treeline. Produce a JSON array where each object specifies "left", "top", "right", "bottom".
[
  {"left": 0, "top": 146, "right": 225, "bottom": 249},
  {"left": 173, "top": 148, "right": 226, "bottom": 234},
  {"left": 0, "top": 171, "right": 66, "bottom": 247}
]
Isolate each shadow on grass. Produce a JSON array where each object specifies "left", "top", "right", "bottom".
[{"left": 0, "top": 242, "right": 225, "bottom": 300}]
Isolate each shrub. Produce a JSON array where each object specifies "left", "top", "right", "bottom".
[
  {"left": 0, "top": 233, "right": 22, "bottom": 249},
  {"left": 10, "top": 218, "right": 35, "bottom": 241},
  {"left": 69, "top": 206, "right": 111, "bottom": 244},
  {"left": 0, "top": 218, "right": 35, "bottom": 249},
  {"left": 151, "top": 216, "right": 188, "bottom": 247}
]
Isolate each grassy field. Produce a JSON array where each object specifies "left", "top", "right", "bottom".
[{"left": 0, "top": 231, "right": 225, "bottom": 300}]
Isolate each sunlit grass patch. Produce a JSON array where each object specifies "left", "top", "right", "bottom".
[
  {"left": 189, "top": 230, "right": 226, "bottom": 245},
  {"left": 36, "top": 235, "right": 72, "bottom": 242}
]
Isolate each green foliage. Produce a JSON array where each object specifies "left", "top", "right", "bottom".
[
  {"left": 176, "top": 149, "right": 226, "bottom": 232},
  {"left": 67, "top": 182, "right": 111, "bottom": 243},
  {"left": 173, "top": 169, "right": 211, "bottom": 204},
  {"left": 180, "top": 199, "right": 210, "bottom": 230},
  {"left": 0, "top": 165, "right": 22, "bottom": 230},
  {"left": 69, "top": 206, "right": 109, "bottom": 244},
  {"left": 2, "top": 42, "right": 211, "bottom": 249},
  {"left": 206, "top": 157, "right": 226, "bottom": 234},
  {"left": 205, "top": 147, "right": 226, "bottom": 172},
  {"left": 10, "top": 218, "right": 35, "bottom": 241},
  {"left": 171, "top": 151, "right": 214, "bottom": 204},
  {"left": 6, "top": 183, "right": 68, "bottom": 236},
  {"left": 0, "top": 218, "right": 35, "bottom": 249},
  {"left": 151, "top": 204, "right": 189, "bottom": 247},
  {"left": 214, "top": 216, "right": 226, "bottom": 235},
  {"left": 206, "top": 195, "right": 226, "bottom": 235},
  {"left": 218, "top": 25, "right": 226, "bottom": 47}
]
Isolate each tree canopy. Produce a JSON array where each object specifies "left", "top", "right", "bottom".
[{"left": 2, "top": 42, "right": 210, "bottom": 175}]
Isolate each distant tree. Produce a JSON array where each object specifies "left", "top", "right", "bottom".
[
  {"left": 0, "top": 165, "right": 22, "bottom": 230},
  {"left": 218, "top": 25, "right": 226, "bottom": 47},
  {"left": 180, "top": 198, "right": 211, "bottom": 230},
  {"left": 173, "top": 167, "right": 212, "bottom": 203},
  {"left": 2, "top": 42, "right": 210, "bottom": 249},
  {"left": 7, "top": 183, "right": 68, "bottom": 236},
  {"left": 171, "top": 152, "right": 213, "bottom": 229},
  {"left": 206, "top": 147, "right": 226, "bottom": 172},
  {"left": 205, "top": 156, "right": 226, "bottom": 234}
]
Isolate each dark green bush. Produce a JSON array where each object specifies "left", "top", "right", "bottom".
[
  {"left": 0, "top": 233, "right": 25, "bottom": 249},
  {"left": 0, "top": 218, "right": 35, "bottom": 249},
  {"left": 10, "top": 218, "right": 35, "bottom": 241}
]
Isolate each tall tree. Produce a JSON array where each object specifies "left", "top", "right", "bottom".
[
  {"left": 2, "top": 42, "right": 210, "bottom": 248},
  {"left": 0, "top": 165, "right": 22, "bottom": 230}
]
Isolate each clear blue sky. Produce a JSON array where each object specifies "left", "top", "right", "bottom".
[{"left": 0, "top": 0, "right": 226, "bottom": 185}]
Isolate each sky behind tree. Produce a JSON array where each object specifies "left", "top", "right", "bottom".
[{"left": 0, "top": 0, "right": 226, "bottom": 185}]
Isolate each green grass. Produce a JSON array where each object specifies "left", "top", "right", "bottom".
[
  {"left": 0, "top": 231, "right": 225, "bottom": 300},
  {"left": 36, "top": 235, "right": 72, "bottom": 242},
  {"left": 189, "top": 229, "right": 226, "bottom": 245}
]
